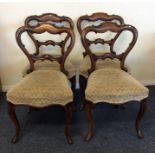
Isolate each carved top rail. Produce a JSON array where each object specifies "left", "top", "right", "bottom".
[
  {"left": 25, "top": 13, "right": 74, "bottom": 29},
  {"left": 24, "top": 13, "right": 74, "bottom": 55},
  {"left": 16, "top": 23, "right": 75, "bottom": 75},
  {"left": 81, "top": 22, "right": 138, "bottom": 74},
  {"left": 77, "top": 12, "right": 124, "bottom": 34},
  {"left": 77, "top": 12, "right": 125, "bottom": 57}
]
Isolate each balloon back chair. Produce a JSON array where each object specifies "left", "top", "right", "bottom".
[
  {"left": 80, "top": 22, "right": 149, "bottom": 141},
  {"left": 7, "top": 23, "right": 75, "bottom": 144},
  {"left": 24, "top": 13, "right": 76, "bottom": 90},
  {"left": 77, "top": 12, "right": 126, "bottom": 108}
]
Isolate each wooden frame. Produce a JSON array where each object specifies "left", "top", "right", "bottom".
[
  {"left": 80, "top": 20, "right": 148, "bottom": 141},
  {"left": 8, "top": 23, "right": 75, "bottom": 144},
  {"left": 77, "top": 12, "right": 125, "bottom": 109},
  {"left": 24, "top": 13, "right": 75, "bottom": 88},
  {"left": 77, "top": 12, "right": 124, "bottom": 59},
  {"left": 25, "top": 13, "right": 74, "bottom": 56},
  {"left": 81, "top": 22, "right": 138, "bottom": 74},
  {"left": 24, "top": 13, "right": 76, "bottom": 113},
  {"left": 84, "top": 98, "right": 148, "bottom": 141}
]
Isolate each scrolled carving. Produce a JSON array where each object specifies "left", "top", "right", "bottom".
[
  {"left": 87, "top": 38, "right": 114, "bottom": 46},
  {"left": 81, "top": 22, "right": 138, "bottom": 74},
  {"left": 25, "top": 13, "right": 74, "bottom": 29},
  {"left": 77, "top": 12, "right": 124, "bottom": 34},
  {"left": 77, "top": 12, "right": 125, "bottom": 58},
  {"left": 37, "top": 40, "right": 64, "bottom": 48},
  {"left": 16, "top": 23, "right": 75, "bottom": 76},
  {"left": 25, "top": 13, "right": 74, "bottom": 56}
]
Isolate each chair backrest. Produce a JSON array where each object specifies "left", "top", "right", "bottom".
[
  {"left": 24, "top": 13, "right": 74, "bottom": 56},
  {"left": 81, "top": 22, "right": 138, "bottom": 74},
  {"left": 77, "top": 12, "right": 124, "bottom": 34},
  {"left": 16, "top": 23, "right": 75, "bottom": 76},
  {"left": 77, "top": 12, "right": 125, "bottom": 57}
]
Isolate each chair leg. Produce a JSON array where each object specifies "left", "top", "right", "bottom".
[
  {"left": 79, "top": 76, "right": 87, "bottom": 111},
  {"left": 84, "top": 101, "right": 93, "bottom": 142},
  {"left": 65, "top": 103, "right": 73, "bottom": 144},
  {"left": 70, "top": 76, "right": 76, "bottom": 112},
  {"left": 135, "top": 98, "right": 147, "bottom": 138},
  {"left": 8, "top": 101, "right": 20, "bottom": 144}
]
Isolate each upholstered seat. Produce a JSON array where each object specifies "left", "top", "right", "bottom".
[
  {"left": 23, "top": 59, "right": 76, "bottom": 79},
  {"left": 7, "top": 70, "right": 73, "bottom": 107},
  {"left": 79, "top": 55, "right": 123, "bottom": 78},
  {"left": 86, "top": 68, "right": 149, "bottom": 104}
]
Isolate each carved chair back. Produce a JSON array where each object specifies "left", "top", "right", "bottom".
[
  {"left": 77, "top": 12, "right": 125, "bottom": 58},
  {"left": 24, "top": 13, "right": 74, "bottom": 56},
  {"left": 81, "top": 22, "right": 138, "bottom": 74},
  {"left": 77, "top": 12, "right": 124, "bottom": 34},
  {"left": 16, "top": 23, "right": 75, "bottom": 76}
]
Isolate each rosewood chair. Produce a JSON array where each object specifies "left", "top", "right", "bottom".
[
  {"left": 24, "top": 13, "right": 76, "bottom": 113},
  {"left": 81, "top": 22, "right": 149, "bottom": 141},
  {"left": 24, "top": 13, "right": 76, "bottom": 90},
  {"left": 7, "top": 23, "right": 75, "bottom": 144},
  {"left": 77, "top": 12, "right": 127, "bottom": 108}
]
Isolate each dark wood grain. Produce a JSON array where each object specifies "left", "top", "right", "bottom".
[{"left": 77, "top": 12, "right": 124, "bottom": 34}]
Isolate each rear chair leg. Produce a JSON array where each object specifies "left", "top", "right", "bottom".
[
  {"left": 8, "top": 102, "right": 20, "bottom": 144},
  {"left": 135, "top": 98, "right": 147, "bottom": 138},
  {"left": 79, "top": 76, "right": 87, "bottom": 111},
  {"left": 84, "top": 101, "right": 93, "bottom": 141},
  {"left": 65, "top": 103, "right": 73, "bottom": 144},
  {"left": 70, "top": 77, "right": 76, "bottom": 112}
]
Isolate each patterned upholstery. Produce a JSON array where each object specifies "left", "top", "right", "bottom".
[
  {"left": 79, "top": 55, "right": 123, "bottom": 78},
  {"left": 7, "top": 70, "right": 73, "bottom": 107},
  {"left": 85, "top": 68, "right": 149, "bottom": 104},
  {"left": 23, "top": 59, "right": 76, "bottom": 79}
]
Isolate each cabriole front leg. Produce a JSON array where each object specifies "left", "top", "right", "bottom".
[
  {"left": 65, "top": 103, "right": 73, "bottom": 144},
  {"left": 84, "top": 100, "right": 93, "bottom": 142},
  {"left": 8, "top": 101, "right": 20, "bottom": 144},
  {"left": 79, "top": 76, "right": 87, "bottom": 111},
  {"left": 135, "top": 98, "right": 147, "bottom": 138}
]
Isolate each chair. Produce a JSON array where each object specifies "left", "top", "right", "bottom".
[
  {"left": 7, "top": 23, "right": 75, "bottom": 144},
  {"left": 77, "top": 12, "right": 126, "bottom": 107},
  {"left": 24, "top": 13, "right": 76, "bottom": 113},
  {"left": 81, "top": 22, "right": 149, "bottom": 141},
  {"left": 24, "top": 13, "right": 76, "bottom": 89}
]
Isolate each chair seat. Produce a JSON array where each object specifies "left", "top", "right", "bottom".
[
  {"left": 79, "top": 55, "right": 122, "bottom": 78},
  {"left": 7, "top": 70, "right": 73, "bottom": 107},
  {"left": 85, "top": 68, "right": 149, "bottom": 104},
  {"left": 23, "top": 59, "right": 76, "bottom": 79}
]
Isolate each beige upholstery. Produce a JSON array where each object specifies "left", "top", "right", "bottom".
[
  {"left": 79, "top": 55, "right": 122, "bottom": 78},
  {"left": 7, "top": 70, "right": 73, "bottom": 107},
  {"left": 23, "top": 60, "right": 76, "bottom": 79},
  {"left": 86, "top": 68, "right": 149, "bottom": 104}
]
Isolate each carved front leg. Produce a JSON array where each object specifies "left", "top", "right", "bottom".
[{"left": 8, "top": 102, "right": 20, "bottom": 144}]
